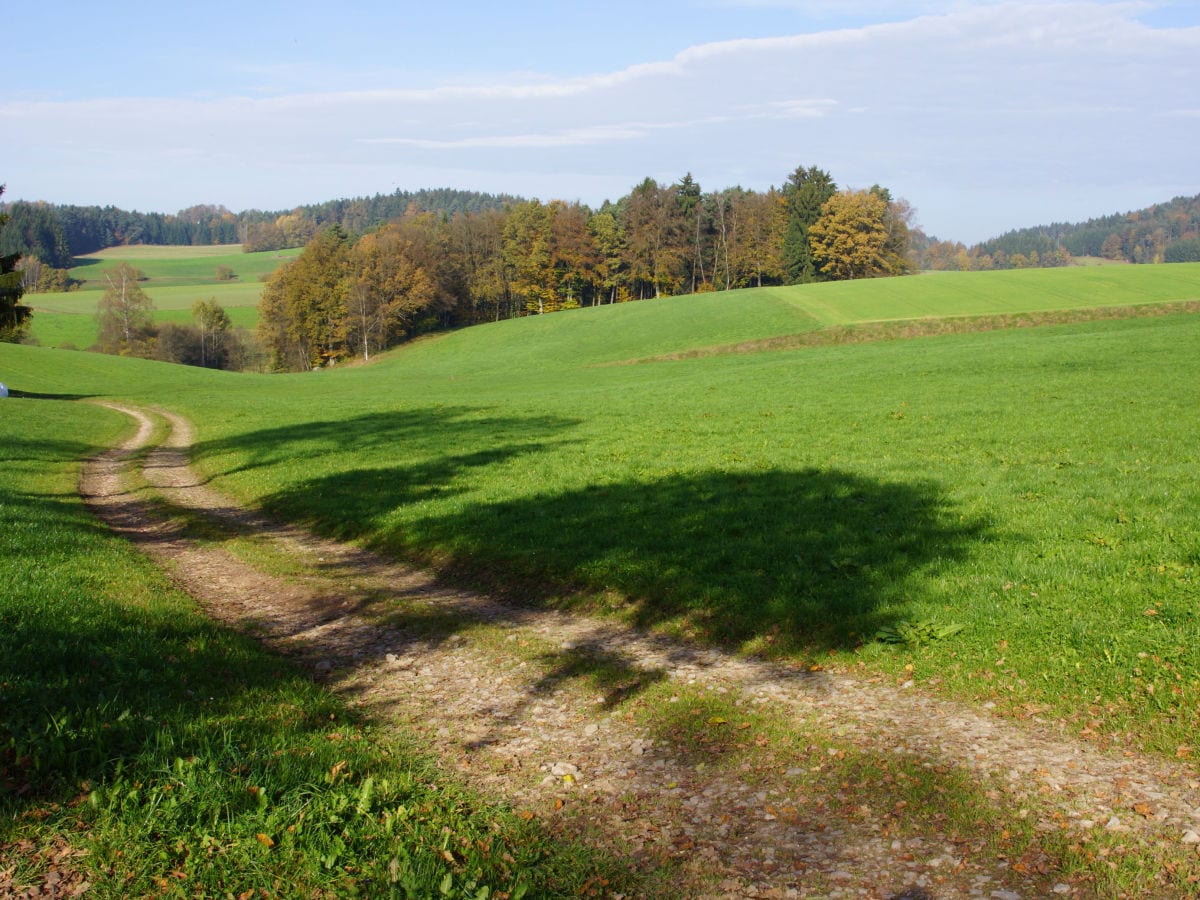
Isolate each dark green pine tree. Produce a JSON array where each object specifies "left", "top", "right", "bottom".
[
  {"left": 0, "top": 186, "right": 33, "bottom": 343},
  {"left": 781, "top": 165, "right": 837, "bottom": 284}
]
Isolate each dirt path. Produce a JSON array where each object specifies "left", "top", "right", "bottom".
[{"left": 80, "top": 404, "right": 1200, "bottom": 898}]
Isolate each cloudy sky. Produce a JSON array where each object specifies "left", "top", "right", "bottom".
[{"left": 4, "top": 0, "right": 1198, "bottom": 243}]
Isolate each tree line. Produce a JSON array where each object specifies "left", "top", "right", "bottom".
[
  {"left": 0, "top": 190, "right": 522, "bottom": 266},
  {"left": 257, "top": 166, "right": 916, "bottom": 370},
  {"left": 913, "top": 192, "right": 1200, "bottom": 270}
]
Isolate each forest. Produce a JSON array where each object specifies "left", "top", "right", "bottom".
[
  {"left": 916, "top": 192, "right": 1200, "bottom": 269},
  {"left": 5, "top": 171, "right": 1199, "bottom": 291},
  {"left": 253, "top": 168, "right": 916, "bottom": 370}
]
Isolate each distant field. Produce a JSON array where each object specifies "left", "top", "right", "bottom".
[
  {"left": 26, "top": 284, "right": 263, "bottom": 349},
  {"left": 22, "top": 244, "right": 298, "bottom": 347},
  {"left": 69, "top": 245, "right": 301, "bottom": 289},
  {"left": 26, "top": 245, "right": 1200, "bottom": 355},
  {"left": 762, "top": 263, "right": 1200, "bottom": 326},
  {"left": 27, "top": 304, "right": 258, "bottom": 350},
  {"left": 1071, "top": 256, "right": 1130, "bottom": 267},
  {"left": 379, "top": 262, "right": 1200, "bottom": 374}
]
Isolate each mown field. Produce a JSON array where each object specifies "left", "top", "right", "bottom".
[
  {"left": 4, "top": 262, "right": 1198, "bottom": 758},
  {"left": 23, "top": 245, "right": 300, "bottom": 349}
]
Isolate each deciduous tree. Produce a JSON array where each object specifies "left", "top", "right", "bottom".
[
  {"left": 503, "top": 200, "right": 556, "bottom": 314},
  {"left": 549, "top": 201, "right": 600, "bottom": 309},
  {"left": 730, "top": 188, "right": 787, "bottom": 287},
  {"left": 808, "top": 190, "right": 891, "bottom": 281},
  {"left": 192, "top": 298, "right": 232, "bottom": 368},
  {"left": 587, "top": 210, "right": 627, "bottom": 304},
  {"left": 347, "top": 225, "right": 436, "bottom": 360},
  {"left": 622, "top": 178, "right": 686, "bottom": 298},
  {"left": 256, "top": 227, "right": 350, "bottom": 370},
  {"left": 96, "top": 262, "right": 155, "bottom": 355}
]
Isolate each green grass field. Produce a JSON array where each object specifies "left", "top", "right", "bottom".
[
  {"left": 762, "top": 263, "right": 1200, "bottom": 326},
  {"left": 4, "top": 263, "right": 1199, "bottom": 756},
  {"left": 23, "top": 245, "right": 298, "bottom": 348},
  {"left": 69, "top": 244, "right": 302, "bottom": 289}
]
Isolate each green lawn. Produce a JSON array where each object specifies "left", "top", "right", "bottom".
[{"left": 3, "top": 264, "right": 1199, "bottom": 760}]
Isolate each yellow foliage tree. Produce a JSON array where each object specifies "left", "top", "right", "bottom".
[{"left": 808, "top": 190, "right": 891, "bottom": 281}]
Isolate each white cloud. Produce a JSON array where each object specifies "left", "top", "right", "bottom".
[{"left": 2, "top": 1, "right": 1197, "bottom": 242}]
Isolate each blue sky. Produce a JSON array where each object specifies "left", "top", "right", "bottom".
[{"left": 5, "top": 0, "right": 1199, "bottom": 243}]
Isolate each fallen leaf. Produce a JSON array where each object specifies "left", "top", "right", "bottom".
[
  {"left": 517, "top": 810, "right": 535, "bottom": 821},
  {"left": 255, "top": 833, "right": 274, "bottom": 849},
  {"left": 706, "top": 717, "right": 727, "bottom": 726}
]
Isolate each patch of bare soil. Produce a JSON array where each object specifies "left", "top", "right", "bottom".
[{"left": 70, "top": 403, "right": 1200, "bottom": 898}]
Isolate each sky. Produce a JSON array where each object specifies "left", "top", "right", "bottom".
[{"left": 3, "top": 0, "right": 1199, "bottom": 244}]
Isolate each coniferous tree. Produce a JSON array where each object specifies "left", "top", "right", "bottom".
[
  {"left": 781, "top": 165, "right": 837, "bottom": 283},
  {"left": 0, "top": 186, "right": 33, "bottom": 342}
]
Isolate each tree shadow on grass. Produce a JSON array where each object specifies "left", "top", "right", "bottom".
[
  {"left": 190, "top": 406, "right": 582, "bottom": 481},
  {"left": 264, "top": 464, "right": 991, "bottom": 652},
  {"left": 6, "top": 390, "right": 97, "bottom": 401}
]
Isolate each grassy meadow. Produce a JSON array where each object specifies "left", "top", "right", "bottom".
[
  {"left": 3, "top": 261, "right": 1198, "bottom": 757},
  {"left": 23, "top": 245, "right": 299, "bottom": 349},
  {"left": 762, "top": 263, "right": 1200, "bottom": 325}
]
